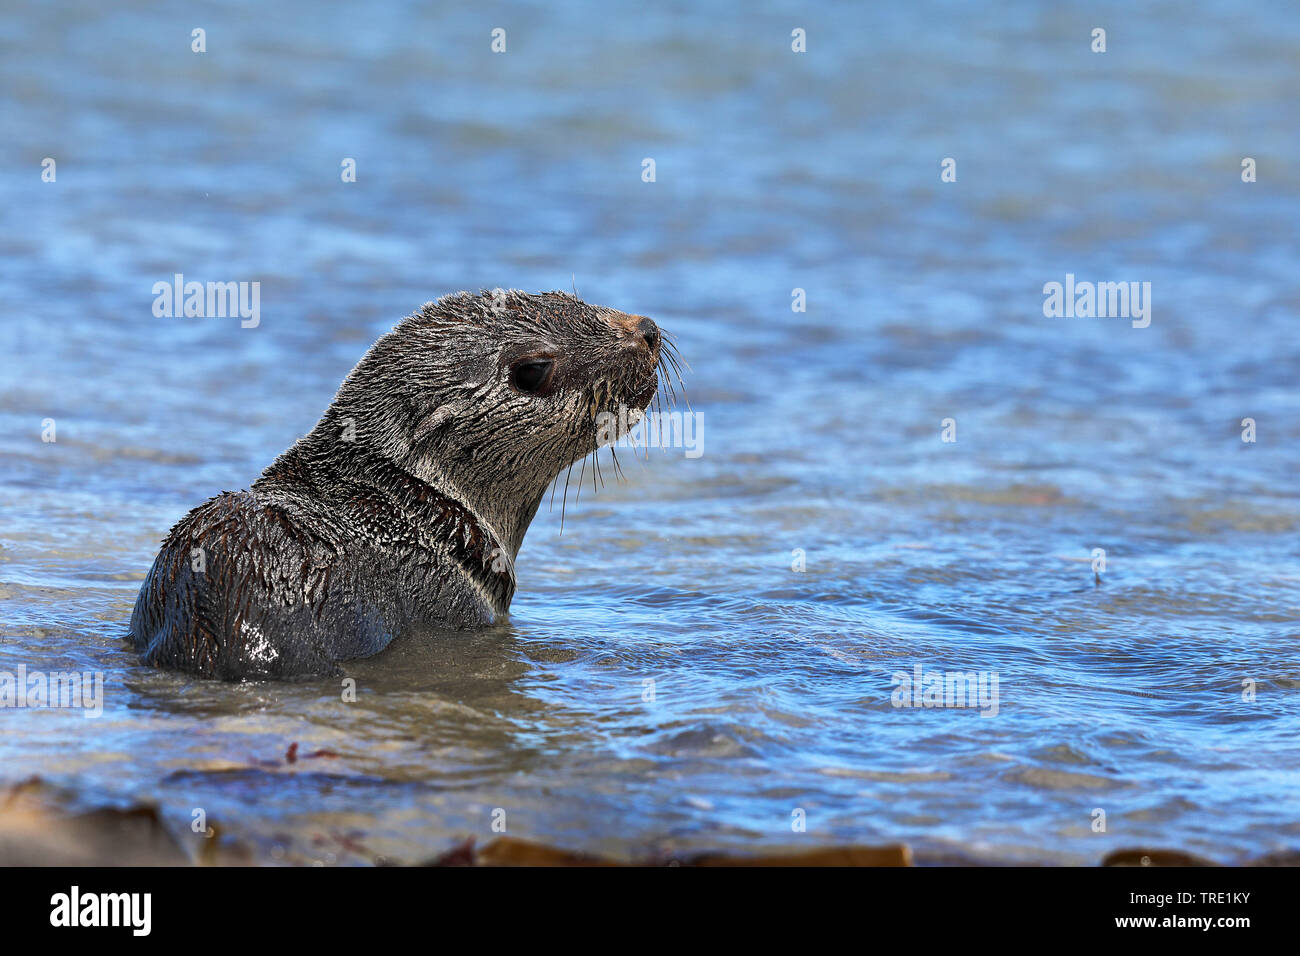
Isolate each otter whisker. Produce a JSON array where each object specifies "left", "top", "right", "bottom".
[
  {"left": 657, "top": 361, "right": 678, "bottom": 407},
  {"left": 660, "top": 339, "right": 690, "bottom": 411},
  {"left": 661, "top": 335, "right": 687, "bottom": 375},
  {"left": 663, "top": 345, "right": 686, "bottom": 391},
  {"left": 624, "top": 412, "right": 643, "bottom": 458},
  {"left": 662, "top": 332, "right": 690, "bottom": 370},
  {"left": 559, "top": 459, "right": 577, "bottom": 533}
]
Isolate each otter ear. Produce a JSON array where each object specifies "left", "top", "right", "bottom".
[{"left": 413, "top": 405, "right": 455, "bottom": 444}]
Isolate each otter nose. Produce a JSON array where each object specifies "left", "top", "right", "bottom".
[
  {"left": 636, "top": 316, "right": 660, "bottom": 351},
  {"left": 613, "top": 313, "right": 661, "bottom": 352}
]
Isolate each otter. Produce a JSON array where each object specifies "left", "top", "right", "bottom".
[{"left": 128, "top": 290, "right": 671, "bottom": 681}]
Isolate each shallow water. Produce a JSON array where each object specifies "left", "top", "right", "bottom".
[{"left": 2, "top": 0, "right": 1298, "bottom": 864}]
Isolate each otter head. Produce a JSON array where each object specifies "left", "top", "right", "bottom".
[{"left": 316, "top": 290, "right": 666, "bottom": 559}]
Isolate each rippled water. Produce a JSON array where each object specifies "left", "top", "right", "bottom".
[{"left": 2, "top": 1, "right": 1298, "bottom": 864}]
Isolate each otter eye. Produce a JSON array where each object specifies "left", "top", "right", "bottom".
[{"left": 509, "top": 358, "right": 554, "bottom": 395}]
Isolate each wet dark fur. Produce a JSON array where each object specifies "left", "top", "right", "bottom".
[{"left": 128, "top": 290, "right": 666, "bottom": 680}]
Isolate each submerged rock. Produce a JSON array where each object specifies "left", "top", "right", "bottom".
[
  {"left": 424, "top": 836, "right": 913, "bottom": 867},
  {"left": 0, "top": 778, "right": 188, "bottom": 866}
]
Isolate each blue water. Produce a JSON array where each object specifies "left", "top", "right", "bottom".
[{"left": 1, "top": 0, "right": 1298, "bottom": 863}]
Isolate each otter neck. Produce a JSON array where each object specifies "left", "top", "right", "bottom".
[
  {"left": 407, "top": 456, "right": 552, "bottom": 565},
  {"left": 281, "top": 427, "right": 521, "bottom": 613}
]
